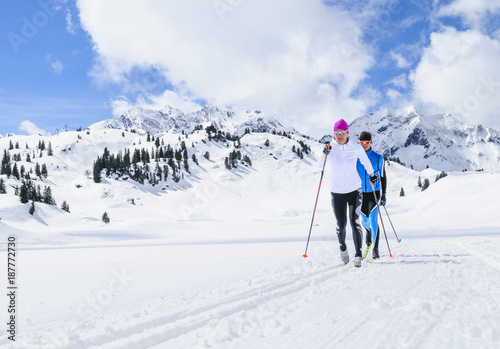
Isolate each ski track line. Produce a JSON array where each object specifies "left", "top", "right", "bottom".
[
  {"left": 85, "top": 264, "right": 356, "bottom": 349},
  {"left": 454, "top": 241, "right": 500, "bottom": 273},
  {"left": 399, "top": 238, "right": 499, "bottom": 349},
  {"left": 410, "top": 262, "right": 463, "bottom": 348},
  {"left": 329, "top": 239, "right": 471, "bottom": 349},
  {"left": 413, "top": 240, "right": 499, "bottom": 349},
  {"left": 28, "top": 262, "right": 352, "bottom": 349},
  {"left": 17, "top": 285, "right": 199, "bottom": 339},
  {"left": 329, "top": 257, "right": 432, "bottom": 348}
]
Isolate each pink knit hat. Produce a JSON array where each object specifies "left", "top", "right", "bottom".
[{"left": 334, "top": 119, "right": 349, "bottom": 132}]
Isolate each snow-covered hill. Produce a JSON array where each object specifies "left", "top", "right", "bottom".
[
  {"left": 0, "top": 123, "right": 316, "bottom": 235},
  {"left": 1, "top": 104, "right": 499, "bottom": 233},
  {"left": 1, "top": 105, "right": 499, "bottom": 348},
  {"left": 347, "top": 106, "right": 500, "bottom": 171}
]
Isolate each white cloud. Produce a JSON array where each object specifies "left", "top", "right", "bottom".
[
  {"left": 51, "top": 60, "right": 64, "bottom": 75},
  {"left": 386, "top": 73, "right": 408, "bottom": 89},
  {"left": 390, "top": 51, "right": 412, "bottom": 69},
  {"left": 46, "top": 54, "right": 64, "bottom": 75},
  {"left": 65, "top": 9, "right": 76, "bottom": 34},
  {"left": 438, "top": 0, "right": 500, "bottom": 30},
  {"left": 19, "top": 121, "right": 49, "bottom": 136},
  {"left": 386, "top": 88, "right": 402, "bottom": 101},
  {"left": 111, "top": 90, "right": 203, "bottom": 117},
  {"left": 411, "top": 27, "right": 500, "bottom": 129},
  {"left": 77, "top": 0, "right": 377, "bottom": 137}
]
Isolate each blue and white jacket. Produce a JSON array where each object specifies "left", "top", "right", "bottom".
[{"left": 356, "top": 149, "right": 386, "bottom": 193}]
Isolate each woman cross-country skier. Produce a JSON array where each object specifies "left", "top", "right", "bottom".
[
  {"left": 356, "top": 131, "right": 387, "bottom": 260},
  {"left": 320, "top": 119, "right": 378, "bottom": 268}
]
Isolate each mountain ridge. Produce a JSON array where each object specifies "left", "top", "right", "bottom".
[{"left": 346, "top": 106, "right": 500, "bottom": 171}]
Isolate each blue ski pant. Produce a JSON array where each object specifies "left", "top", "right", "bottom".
[
  {"left": 361, "top": 190, "right": 380, "bottom": 249},
  {"left": 331, "top": 189, "right": 363, "bottom": 257}
]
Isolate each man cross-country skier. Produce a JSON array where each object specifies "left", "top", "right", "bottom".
[
  {"left": 356, "top": 131, "right": 387, "bottom": 260},
  {"left": 321, "top": 119, "right": 378, "bottom": 268}
]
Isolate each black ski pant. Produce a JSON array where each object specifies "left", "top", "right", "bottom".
[{"left": 331, "top": 189, "right": 363, "bottom": 257}]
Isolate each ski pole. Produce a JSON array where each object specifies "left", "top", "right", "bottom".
[
  {"left": 383, "top": 205, "right": 401, "bottom": 243},
  {"left": 303, "top": 146, "right": 329, "bottom": 258},
  {"left": 369, "top": 181, "right": 393, "bottom": 258}
]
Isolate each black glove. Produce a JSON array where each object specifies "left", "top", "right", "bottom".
[
  {"left": 323, "top": 144, "right": 331, "bottom": 155},
  {"left": 369, "top": 174, "right": 379, "bottom": 183},
  {"left": 380, "top": 193, "right": 386, "bottom": 206}
]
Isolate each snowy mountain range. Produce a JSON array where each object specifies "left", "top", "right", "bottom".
[
  {"left": 328, "top": 106, "right": 500, "bottom": 171},
  {"left": 90, "top": 105, "right": 295, "bottom": 138},
  {"left": 0, "top": 103, "right": 499, "bottom": 232},
  {"left": 95, "top": 104, "right": 500, "bottom": 171}
]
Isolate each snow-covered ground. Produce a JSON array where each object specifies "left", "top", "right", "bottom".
[{"left": 0, "top": 130, "right": 499, "bottom": 348}]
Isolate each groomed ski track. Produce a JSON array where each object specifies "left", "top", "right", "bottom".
[{"left": 3, "top": 234, "right": 499, "bottom": 349}]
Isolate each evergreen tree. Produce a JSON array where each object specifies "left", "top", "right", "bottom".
[
  {"left": 34, "top": 184, "right": 42, "bottom": 202},
  {"left": 163, "top": 165, "right": 169, "bottom": 181},
  {"left": 41, "top": 164, "right": 48, "bottom": 178},
  {"left": 132, "top": 149, "right": 141, "bottom": 164},
  {"left": 192, "top": 154, "right": 199, "bottom": 165},
  {"left": 0, "top": 178, "right": 6, "bottom": 194},
  {"left": 19, "top": 183, "right": 29, "bottom": 203},
  {"left": 242, "top": 155, "right": 252, "bottom": 166},
  {"left": 417, "top": 176, "right": 422, "bottom": 188},
  {"left": 47, "top": 142, "right": 53, "bottom": 156},
  {"left": 102, "top": 212, "right": 110, "bottom": 224},
  {"left": 61, "top": 201, "right": 70, "bottom": 213},
  {"left": 204, "top": 151, "right": 210, "bottom": 160},
  {"left": 400, "top": 188, "right": 405, "bottom": 197},
  {"left": 175, "top": 149, "right": 183, "bottom": 164},
  {"left": 1, "top": 149, "right": 10, "bottom": 175},
  {"left": 93, "top": 161, "right": 101, "bottom": 183},
  {"left": 265, "top": 139, "right": 270, "bottom": 147},
  {"left": 35, "top": 162, "right": 41, "bottom": 178},
  {"left": 421, "top": 178, "right": 430, "bottom": 191},
  {"left": 43, "top": 186, "right": 56, "bottom": 205},
  {"left": 435, "top": 171, "right": 448, "bottom": 182},
  {"left": 29, "top": 201, "right": 35, "bottom": 215},
  {"left": 4, "top": 164, "right": 11, "bottom": 178},
  {"left": 26, "top": 153, "right": 31, "bottom": 162},
  {"left": 12, "top": 163, "right": 20, "bottom": 180},
  {"left": 9, "top": 140, "right": 14, "bottom": 150}
]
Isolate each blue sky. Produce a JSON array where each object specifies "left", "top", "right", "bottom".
[{"left": 1, "top": 0, "right": 499, "bottom": 137}]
